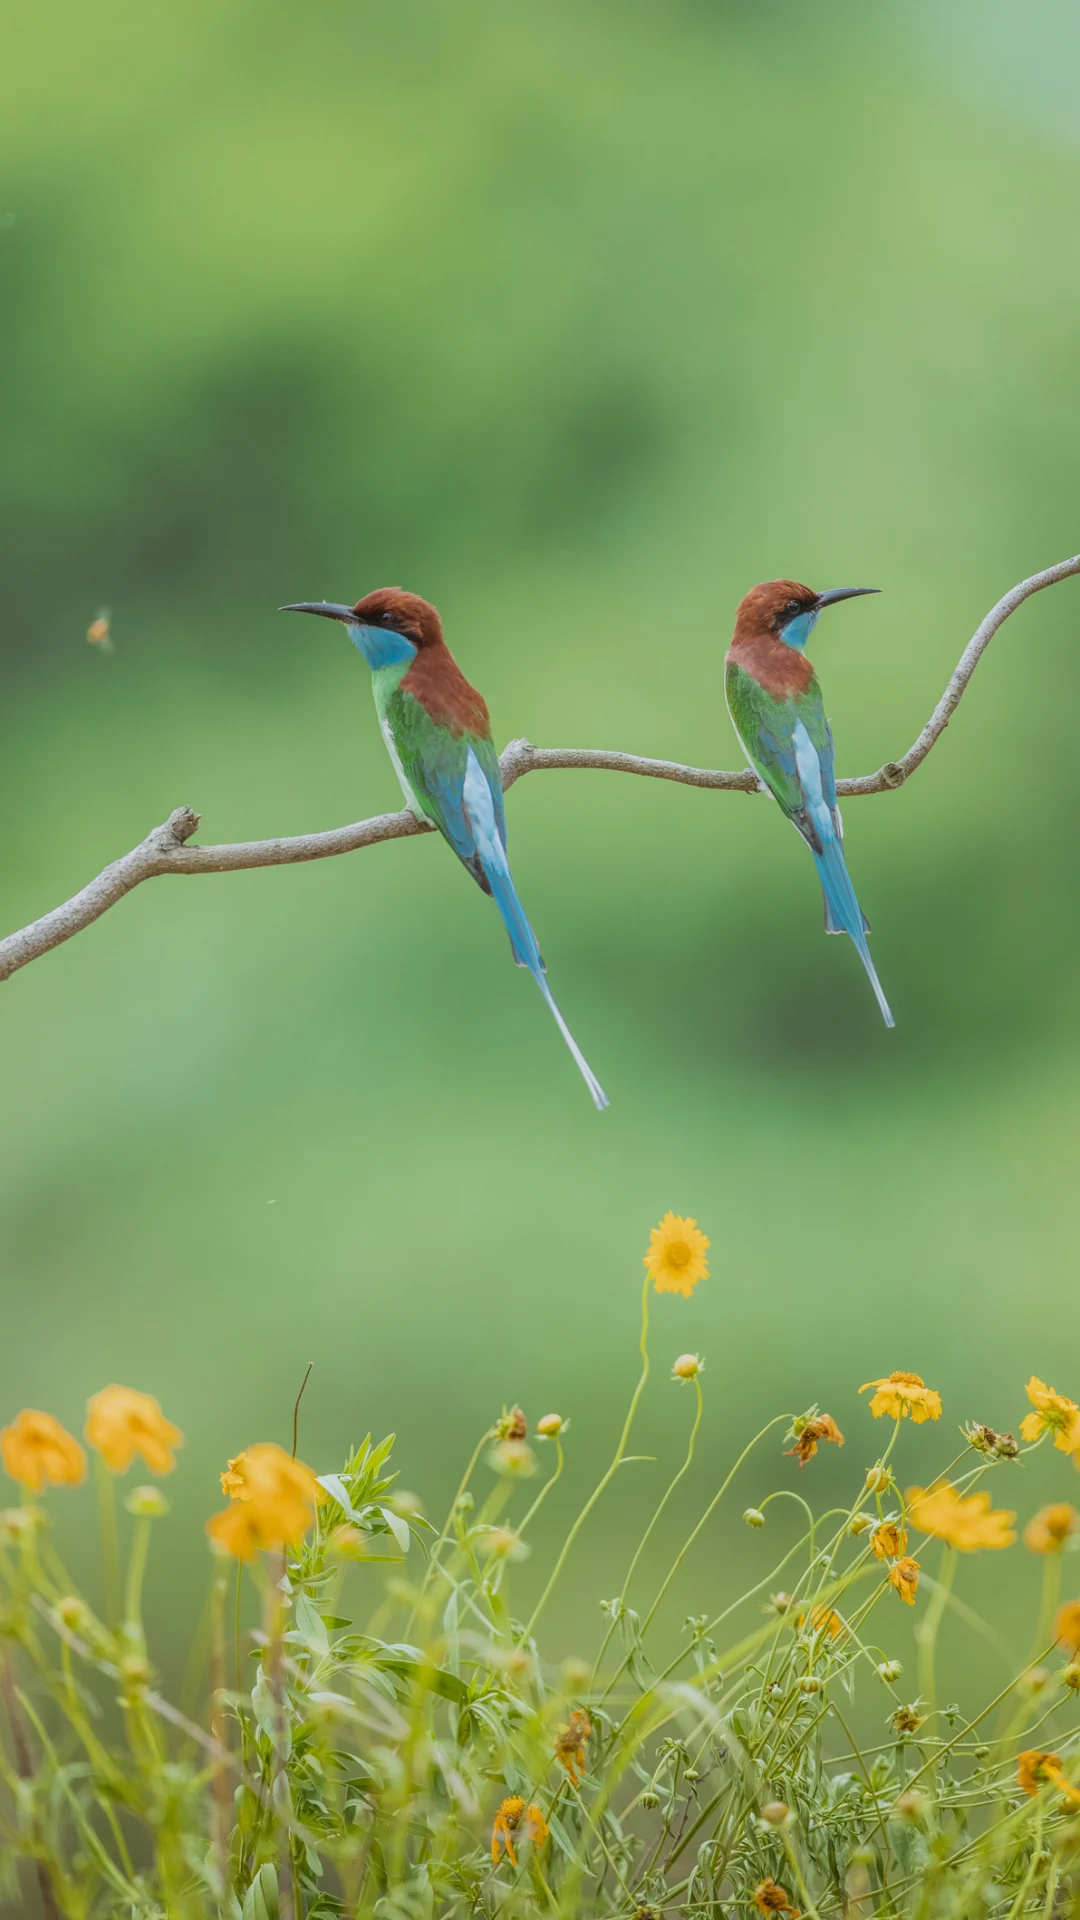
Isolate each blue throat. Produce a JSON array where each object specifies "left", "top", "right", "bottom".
[
  {"left": 780, "top": 608, "right": 820, "bottom": 652},
  {"left": 346, "top": 622, "right": 418, "bottom": 670}
]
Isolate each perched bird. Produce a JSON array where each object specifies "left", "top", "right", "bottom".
[
  {"left": 725, "top": 580, "right": 894, "bottom": 1027},
  {"left": 281, "top": 587, "right": 609, "bottom": 1107}
]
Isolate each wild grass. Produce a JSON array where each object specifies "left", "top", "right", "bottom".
[{"left": 2, "top": 1264, "right": 1080, "bottom": 1920}]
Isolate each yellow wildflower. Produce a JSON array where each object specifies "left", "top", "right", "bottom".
[
  {"left": 85, "top": 1386, "right": 183, "bottom": 1475},
  {"left": 871, "top": 1521, "right": 907, "bottom": 1561},
  {"left": 860, "top": 1372, "right": 941, "bottom": 1423},
  {"left": 644, "top": 1212, "right": 710, "bottom": 1297},
  {"left": 1024, "top": 1504, "right": 1079, "bottom": 1554},
  {"left": 1017, "top": 1750, "right": 1080, "bottom": 1804},
  {"left": 888, "top": 1556, "right": 920, "bottom": 1606},
  {"left": 491, "top": 1796, "right": 547, "bottom": 1865},
  {"left": 555, "top": 1707, "right": 592, "bottom": 1786},
  {"left": 907, "top": 1482, "right": 1015, "bottom": 1552},
  {"left": 1054, "top": 1601, "right": 1080, "bottom": 1654},
  {"left": 1, "top": 1410, "right": 86, "bottom": 1493},
  {"left": 754, "top": 1880, "right": 799, "bottom": 1916},
  {"left": 1020, "top": 1378, "right": 1080, "bottom": 1453},
  {"left": 785, "top": 1412, "right": 844, "bottom": 1467},
  {"left": 206, "top": 1442, "right": 319, "bottom": 1561},
  {"left": 797, "top": 1604, "right": 844, "bottom": 1641}
]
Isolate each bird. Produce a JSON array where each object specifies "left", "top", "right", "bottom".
[
  {"left": 280, "top": 587, "right": 609, "bottom": 1107},
  {"left": 724, "top": 579, "right": 894, "bottom": 1027}
]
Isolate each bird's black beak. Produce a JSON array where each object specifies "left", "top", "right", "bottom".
[
  {"left": 279, "top": 601, "right": 357, "bottom": 622},
  {"left": 815, "top": 587, "right": 881, "bottom": 609}
]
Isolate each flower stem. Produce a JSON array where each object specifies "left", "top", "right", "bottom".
[
  {"left": 519, "top": 1272, "right": 651, "bottom": 1646},
  {"left": 916, "top": 1542, "right": 956, "bottom": 1712},
  {"left": 94, "top": 1456, "right": 120, "bottom": 1626}
]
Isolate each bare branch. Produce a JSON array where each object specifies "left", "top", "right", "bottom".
[{"left": 2, "top": 554, "right": 1076, "bottom": 985}]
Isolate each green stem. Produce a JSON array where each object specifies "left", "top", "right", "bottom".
[
  {"left": 520, "top": 1272, "right": 652, "bottom": 1647},
  {"left": 406, "top": 1424, "right": 494, "bottom": 1634},
  {"left": 517, "top": 1438, "right": 565, "bottom": 1536},
  {"left": 94, "top": 1456, "right": 121, "bottom": 1626},
  {"left": 123, "top": 1516, "right": 151, "bottom": 1635},
  {"left": 916, "top": 1543, "right": 956, "bottom": 1711}
]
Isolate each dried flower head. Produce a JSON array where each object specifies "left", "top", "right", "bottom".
[
  {"left": 966, "top": 1423, "right": 1019, "bottom": 1460},
  {"left": 891, "top": 1703, "right": 926, "bottom": 1737},
  {"left": 785, "top": 1411, "right": 844, "bottom": 1467},
  {"left": 491, "top": 1796, "right": 547, "bottom": 1865},
  {"left": 495, "top": 1407, "right": 528, "bottom": 1442},
  {"left": 1, "top": 1410, "right": 86, "bottom": 1493},
  {"left": 206, "top": 1442, "right": 319, "bottom": 1561},
  {"left": 1021, "top": 1378, "right": 1080, "bottom": 1453},
  {"left": 877, "top": 1659, "right": 903, "bottom": 1683},
  {"left": 860, "top": 1372, "right": 942, "bottom": 1424},
  {"left": 1055, "top": 1602, "right": 1080, "bottom": 1654},
  {"left": 888, "top": 1556, "right": 921, "bottom": 1606},
  {"left": 871, "top": 1521, "right": 907, "bottom": 1562},
  {"left": 85, "top": 1387, "right": 183, "bottom": 1476},
  {"left": 769, "top": 1591, "right": 794, "bottom": 1615},
  {"left": 555, "top": 1707, "right": 593, "bottom": 1786},
  {"left": 753, "top": 1878, "right": 798, "bottom": 1915},
  {"left": 1018, "top": 1751, "right": 1080, "bottom": 1804},
  {"left": 907, "top": 1482, "right": 1016, "bottom": 1552},
  {"left": 644, "top": 1212, "right": 710, "bottom": 1297},
  {"left": 672, "top": 1353, "right": 704, "bottom": 1382},
  {"left": 1024, "top": 1504, "right": 1080, "bottom": 1554}
]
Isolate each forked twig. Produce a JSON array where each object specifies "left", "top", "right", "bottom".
[{"left": 1, "top": 554, "right": 1076, "bottom": 985}]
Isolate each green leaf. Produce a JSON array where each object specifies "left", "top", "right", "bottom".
[
  {"left": 241, "top": 1865, "right": 279, "bottom": 1920},
  {"left": 379, "top": 1506, "right": 411, "bottom": 1554},
  {"left": 294, "top": 1591, "right": 331, "bottom": 1657},
  {"left": 251, "top": 1668, "right": 276, "bottom": 1741}
]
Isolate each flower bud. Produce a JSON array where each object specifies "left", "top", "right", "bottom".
[
  {"left": 1063, "top": 1664, "right": 1080, "bottom": 1692},
  {"left": 684, "top": 1766, "right": 700, "bottom": 1782},
  {"left": 488, "top": 1440, "right": 536, "bottom": 1478},
  {"left": 119, "top": 1653, "right": 152, "bottom": 1692},
  {"left": 640, "top": 1790, "right": 660, "bottom": 1810},
  {"left": 743, "top": 1508, "right": 766, "bottom": 1529},
  {"left": 0, "top": 1506, "right": 42, "bottom": 1540},
  {"left": 125, "top": 1485, "right": 168, "bottom": 1518},
  {"left": 865, "top": 1466, "right": 890, "bottom": 1493},
  {"left": 894, "top": 1789, "right": 926, "bottom": 1820},
  {"left": 973, "top": 1745, "right": 991, "bottom": 1759},
  {"left": 672, "top": 1354, "right": 704, "bottom": 1383},
  {"left": 387, "top": 1490, "right": 423, "bottom": 1519},
  {"left": 561, "top": 1656, "right": 590, "bottom": 1690},
  {"left": 56, "top": 1595, "right": 91, "bottom": 1632},
  {"left": 848, "top": 1513, "right": 872, "bottom": 1536},
  {"left": 769, "top": 1591, "right": 794, "bottom": 1614},
  {"left": 1023, "top": 1666, "right": 1051, "bottom": 1694},
  {"left": 799, "top": 1675, "right": 822, "bottom": 1695},
  {"left": 536, "top": 1413, "right": 565, "bottom": 1438},
  {"left": 760, "top": 1802, "right": 789, "bottom": 1825},
  {"left": 876, "top": 1659, "right": 902, "bottom": 1684}
]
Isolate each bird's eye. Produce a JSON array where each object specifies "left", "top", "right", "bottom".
[{"left": 785, "top": 599, "right": 800, "bottom": 615}]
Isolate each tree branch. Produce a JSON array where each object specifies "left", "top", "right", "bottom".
[{"left": 2, "top": 554, "right": 1077, "bottom": 985}]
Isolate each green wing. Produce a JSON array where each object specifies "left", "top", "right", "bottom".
[
  {"left": 384, "top": 685, "right": 507, "bottom": 874},
  {"left": 725, "top": 660, "right": 837, "bottom": 852}
]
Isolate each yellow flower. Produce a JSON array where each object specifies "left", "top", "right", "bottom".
[
  {"left": 85, "top": 1386, "right": 183, "bottom": 1475},
  {"left": 1017, "top": 1750, "right": 1080, "bottom": 1804},
  {"left": 1, "top": 1410, "right": 86, "bottom": 1493},
  {"left": 907, "top": 1482, "right": 1016, "bottom": 1552},
  {"left": 491, "top": 1796, "right": 547, "bottom": 1865},
  {"left": 1024, "top": 1504, "right": 1079, "bottom": 1555},
  {"left": 871, "top": 1521, "right": 907, "bottom": 1562},
  {"left": 206, "top": 1442, "right": 319, "bottom": 1561},
  {"left": 754, "top": 1880, "right": 799, "bottom": 1916},
  {"left": 555, "top": 1707, "right": 592, "bottom": 1786},
  {"left": 860, "top": 1372, "right": 941, "bottom": 1424},
  {"left": 1054, "top": 1601, "right": 1080, "bottom": 1654},
  {"left": 644, "top": 1212, "right": 710, "bottom": 1297},
  {"left": 1020, "top": 1378, "right": 1080, "bottom": 1453},
  {"left": 221, "top": 1456, "right": 248, "bottom": 1499},
  {"left": 888, "top": 1556, "right": 921, "bottom": 1606},
  {"left": 797, "top": 1604, "right": 844, "bottom": 1641}
]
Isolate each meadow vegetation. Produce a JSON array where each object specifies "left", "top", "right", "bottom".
[{"left": 3, "top": 1217, "right": 1080, "bottom": 1918}]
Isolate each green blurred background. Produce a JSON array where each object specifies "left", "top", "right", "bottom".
[{"left": 2, "top": 0, "right": 1079, "bottom": 1671}]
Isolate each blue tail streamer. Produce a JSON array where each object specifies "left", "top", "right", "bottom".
[{"left": 812, "top": 835, "right": 895, "bottom": 1029}]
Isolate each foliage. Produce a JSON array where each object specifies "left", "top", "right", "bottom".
[{"left": 2, "top": 1276, "right": 1080, "bottom": 1918}]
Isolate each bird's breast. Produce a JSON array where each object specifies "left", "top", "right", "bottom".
[{"left": 728, "top": 634, "right": 814, "bottom": 700}]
